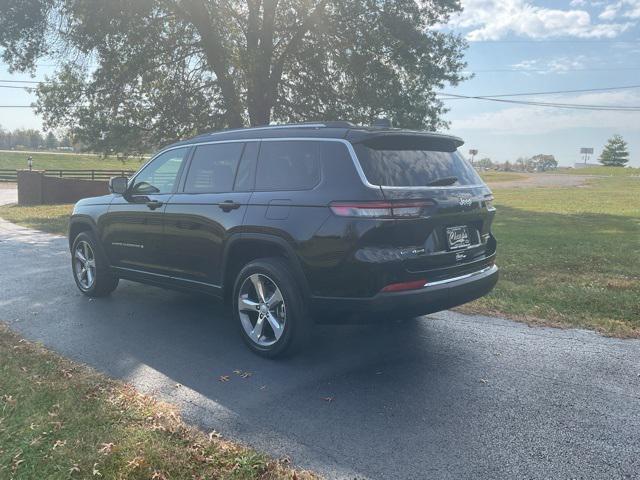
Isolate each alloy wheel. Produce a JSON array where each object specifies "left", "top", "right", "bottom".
[
  {"left": 73, "top": 240, "right": 96, "bottom": 290},
  {"left": 238, "top": 273, "right": 286, "bottom": 347}
]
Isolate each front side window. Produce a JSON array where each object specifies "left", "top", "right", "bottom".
[
  {"left": 255, "top": 141, "right": 321, "bottom": 191},
  {"left": 354, "top": 136, "right": 482, "bottom": 187},
  {"left": 132, "top": 147, "right": 189, "bottom": 194},
  {"left": 184, "top": 143, "right": 244, "bottom": 193}
]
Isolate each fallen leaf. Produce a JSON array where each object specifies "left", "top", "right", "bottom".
[
  {"left": 52, "top": 439, "right": 66, "bottom": 450},
  {"left": 151, "top": 471, "right": 167, "bottom": 480},
  {"left": 126, "top": 456, "right": 144, "bottom": 469},
  {"left": 98, "top": 443, "right": 114, "bottom": 455},
  {"left": 219, "top": 375, "right": 230, "bottom": 382}
]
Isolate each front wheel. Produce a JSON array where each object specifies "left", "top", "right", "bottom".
[
  {"left": 232, "top": 258, "right": 311, "bottom": 358},
  {"left": 71, "top": 231, "right": 119, "bottom": 297}
]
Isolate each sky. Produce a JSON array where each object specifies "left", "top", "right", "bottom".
[{"left": 0, "top": 0, "right": 639, "bottom": 167}]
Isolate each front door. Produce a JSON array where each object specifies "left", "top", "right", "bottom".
[
  {"left": 102, "top": 147, "right": 190, "bottom": 274},
  {"left": 162, "top": 141, "right": 258, "bottom": 288}
]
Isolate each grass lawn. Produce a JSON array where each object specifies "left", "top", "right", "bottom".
[
  {"left": 0, "top": 324, "right": 314, "bottom": 480},
  {"left": 479, "top": 171, "right": 528, "bottom": 183},
  {"left": 0, "top": 151, "right": 147, "bottom": 171},
  {"left": 0, "top": 204, "right": 72, "bottom": 235},
  {"left": 551, "top": 166, "right": 640, "bottom": 177},
  {"left": 462, "top": 176, "right": 640, "bottom": 337},
  {"left": 0, "top": 176, "right": 638, "bottom": 337}
]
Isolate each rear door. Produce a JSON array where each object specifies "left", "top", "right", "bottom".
[
  {"left": 162, "top": 141, "right": 257, "bottom": 287},
  {"left": 351, "top": 135, "right": 496, "bottom": 279}
]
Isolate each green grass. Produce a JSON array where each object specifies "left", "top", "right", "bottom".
[
  {"left": 0, "top": 324, "right": 314, "bottom": 480},
  {"left": 462, "top": 176, "right": 640, "bottom": 337},
  {"left": 0, "top": 204, "right": 72, "bottom": 235},
  {"left": 0, "top": 151, "right": 147, "bottom": 171},
  {"left": 479, "top": 171, "right": 528, "bottom": 183},
  {"left": 551, "top": 166, "right": 640, "bottom": 176}
]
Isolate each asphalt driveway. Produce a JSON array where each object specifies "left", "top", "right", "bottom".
[{"left": 0, "top": 198, "right": 638, "bottom": 478}]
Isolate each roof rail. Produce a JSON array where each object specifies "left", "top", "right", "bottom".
[{"left": 208, "top": 123, "right": 326, "bottom": 136}]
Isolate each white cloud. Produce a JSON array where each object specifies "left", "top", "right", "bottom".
[
  {"left": 511, "top": 55, "right": 589, "bottom": 74},
  {"left": 450, "top": 91, "right": 640, "bottom": 135},
  {"left": 448, "top": 0, "right": 634, "bottom": 40}
]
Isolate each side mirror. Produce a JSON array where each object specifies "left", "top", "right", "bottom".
[{"left": 109, "top": 176, "right": 129, "bottom": 195}]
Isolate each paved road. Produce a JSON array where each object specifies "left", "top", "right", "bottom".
[{"left": 0, "top": 196, "right": 639, "bottom": 479}]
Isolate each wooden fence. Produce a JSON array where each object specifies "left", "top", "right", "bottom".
[{"left": 0, "top": 169, "right": 136, "bottom": 182}]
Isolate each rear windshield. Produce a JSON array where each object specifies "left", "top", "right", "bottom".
[{"left": 353, "top": 136, "right": 482, "bottom": 187}]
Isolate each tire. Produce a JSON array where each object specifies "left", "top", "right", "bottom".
[
  {"left": 71, "top": 231, "right": 119, "bottom": 297},
  {"left": 232, "top": 257, "right": 311, "bottom": 358}
]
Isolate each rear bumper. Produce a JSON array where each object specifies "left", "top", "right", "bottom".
[{"left": 311, "top": 264, "right": 498, "bottom": 321}]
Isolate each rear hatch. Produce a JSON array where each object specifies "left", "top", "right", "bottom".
[{"left": 351, "top": 133, "right": 496, "bottom": 281}]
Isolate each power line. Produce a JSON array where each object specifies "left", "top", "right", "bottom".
[
  {"left": 439, "top": 92, "right": 640, "bottom": 110},
  {"left": 467, "top": 39, "right": 640, "bottom": 43},
  {"left": 463, "top": 67, "right": 640, "bottom": 73},
  {"left": 0, "top": 79, "right": 48, "bottom": 84},
  {"left": 438, "top": 84, "right": 640, "bottom": 99},
  {"left": 0, "top": 85, "right": 36, "bottom": 90}
]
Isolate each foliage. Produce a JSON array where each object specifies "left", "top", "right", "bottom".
[
  {"left": 599, "top": 134, "right": 630, "bottom": 167},
  {"left": 0, "top": 0, "right": 468, "bottom": 154},
  {"left": 530, "top": 154, "right": 557, "bottom": 171},
  {"left": 476, "top": 157, "right": 493, "bottom": 169}
]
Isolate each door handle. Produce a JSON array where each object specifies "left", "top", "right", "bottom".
[
  {"left": 146, "top": 200, "right": 164, "bottom": 210},
  {"left": 219, "top": 200, "right": 241, "bottom": 212}
]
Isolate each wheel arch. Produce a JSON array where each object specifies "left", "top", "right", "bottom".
[
  {"left": 222, "top": 233, "right": 311, "bottom": 302},
  {"left": 68, "top": 216, "right": 99, "bottom": 251}
]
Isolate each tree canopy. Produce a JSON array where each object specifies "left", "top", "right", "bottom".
[
  {"left": 0, "top": 0, "right": 468, "bottom": 154},
  {"left": 599, "top": 134, "right": 630, "bottom": 167}
]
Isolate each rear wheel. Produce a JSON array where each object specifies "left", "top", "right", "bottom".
[
  {"left": 71, "top": 231, "right": 119, "bottom": 297},
  {"left": 232, "top": 258, "right": 311, "bottom": 358}
]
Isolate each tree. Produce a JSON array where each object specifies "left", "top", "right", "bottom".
[
  {"left": 599, "top": 135, "right": 630, "bottom": 167},
  {"left": 0, "top": 0, "right": 468, "bottom": 154},
  {"left": 476, "top": 157, "right": 493, "bottom": 170},
  {"left": 531, "top": 154, "right": 557, "bottom": 171},
  {"left": 45, "top": 131, "right": 58, "bottom": 150}
]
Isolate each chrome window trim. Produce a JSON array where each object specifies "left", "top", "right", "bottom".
[
  {"left": 423, "top": 265, "right": 497, "bottom": 288},
  {"left": 133, "top": 137, "right": 485, "bottom": 192}
]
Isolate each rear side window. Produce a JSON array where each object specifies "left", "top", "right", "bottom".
[
  {"left": 255, "top": 141, "right": 321, "bottom": 191},
  {"left": 354, "top": 136, "right": 482, "bottom": 187},
  {"left": 184, "top": 143, "right": 244, "bottom": 193}
]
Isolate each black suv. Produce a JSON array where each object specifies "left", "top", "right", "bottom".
[{"left": 69, "top": 122, "right": 498, "bottom": 357}]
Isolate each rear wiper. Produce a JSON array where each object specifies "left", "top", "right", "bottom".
[{"left": 425, "top": 176, "right": 458, "bottom": 187}]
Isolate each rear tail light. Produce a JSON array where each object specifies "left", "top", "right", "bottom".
[
  {"left": 330, "top": 200, "right": 433, "bottom": 219},
  {"left": 381, "top": 279, "right": 427, "bottom": 293}
]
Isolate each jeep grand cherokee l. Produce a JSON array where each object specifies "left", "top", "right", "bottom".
[{"left": 69, "top": 122, "right": 498, "bottom": 357}]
